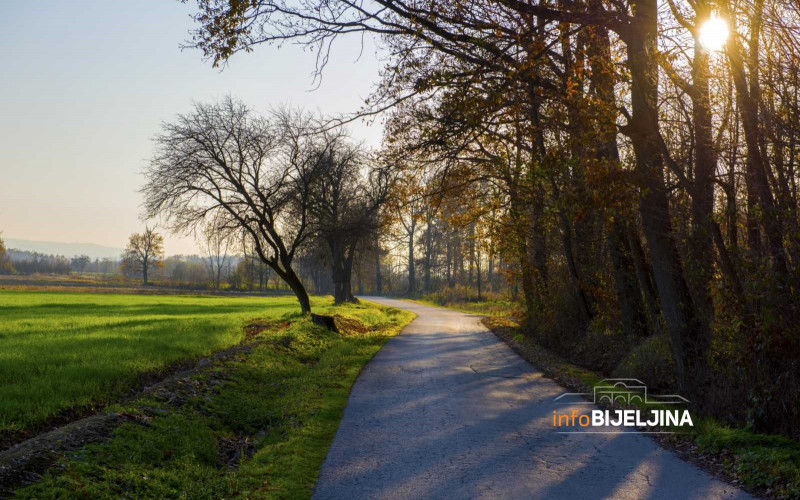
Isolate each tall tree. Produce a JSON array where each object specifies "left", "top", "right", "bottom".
[
  {"left": 143, "top": 98, "right": 320, "bottom": 313},
  {"left": 183, "top": 0, "right": 800, "bottom": 430},
  {"left": 308, "top": 135, "right": 391, "bottom": 303}
]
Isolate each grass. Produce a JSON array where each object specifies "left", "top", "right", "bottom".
[
  {"left": 12, "top": 299, "right": 414, "bottom": 499},
  {"left": 694, "top": 421, "right": 800, "bottom": 497},
  {"left": 1, "top": 291, "right": 321, "bottom": 436},
  {"left": 409, "top": 296, "right": 518, "bottom": 317},
  {"left": 483, "top": 315, "right": 800, "bottom": 498}
]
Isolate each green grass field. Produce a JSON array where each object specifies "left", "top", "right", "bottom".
[
  {"left": 1, "top": 291, "right": 322, "bottom": 436},
  {"left": 3, "top": 291, "right": 413, "bottom": 499}
]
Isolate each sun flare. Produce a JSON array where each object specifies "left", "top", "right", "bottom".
[{"left": 699, "top": 16, "right": 730, "bottom": 52}]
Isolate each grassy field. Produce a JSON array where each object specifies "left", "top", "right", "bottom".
[
  {"left": 1, "top": 291, "right": 330, "bottom": 439},
  {"left": 9, "top": 297, "right": 413, "bottom": 499}
]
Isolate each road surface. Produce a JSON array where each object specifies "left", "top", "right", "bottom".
[{"left": 312, "top": 297, "right": 755, "bottom": 500}]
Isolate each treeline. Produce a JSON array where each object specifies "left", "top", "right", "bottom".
[
  {"left": 6, "top": 249, "right": 98, "bottom": 275},
  {"left": 182, "top": 0, "right": 800, "bottom": 438},
  {"left": 0, "top": 240, "right": 297, "bottom": 292}
]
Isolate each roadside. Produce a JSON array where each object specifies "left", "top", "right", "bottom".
[
  {"left": 481, "top": 315, "right": 800, "bottom": 500},
  {"left": 406, "top": 296, "right": 516, "bottom": 317},
  {"left": 406, "top": 293, "right": 799, "bottom": 498},
  {"left": 4, "top": 300, "right": 414, "bottom": 499},
  {"left": 314, "top": 297, "right": 755, "bottom": 500}
]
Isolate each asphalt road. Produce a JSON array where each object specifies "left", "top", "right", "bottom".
[{"left": 312, "top": 297, "right": 755, "bottom": 500}]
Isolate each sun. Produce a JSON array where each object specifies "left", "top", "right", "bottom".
[{"left": 698, "top": 16, "right": 729, "bottom": 52}]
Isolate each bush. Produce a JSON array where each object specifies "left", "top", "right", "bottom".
[{"left": 613, "top": 334, "right": 678, "bottom": 391}]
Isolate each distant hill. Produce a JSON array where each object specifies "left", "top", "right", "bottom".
[{"left": 4, "top": 238, "right": 124, "bottom": 260}]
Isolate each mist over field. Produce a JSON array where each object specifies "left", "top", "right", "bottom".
[{"left": 3, "top": 238, "right": 123, "bottom": 260}]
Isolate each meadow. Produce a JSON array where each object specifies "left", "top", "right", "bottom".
[
  {"left": 1, "top": 290, "right": 413, "bottom": 499},
  {"left": 1, "top": 291, "right": 321, "bottom": 439}
]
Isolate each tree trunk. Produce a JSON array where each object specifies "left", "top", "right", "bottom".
[
  {"left": 627, "top": 0, "right": 709, "bottom": 392},
  {"left": 511, "top": 189, "right": 538, "bottom": 324},
  {"left": 446, "top": 235, "right": 454, "bottom": 288},
  {"left": 487, "top": 244, "right": 495, "bottom": 291},
  {"left": 608, "top": 218, "right": 649, "bottom": 336},
  {"left": 374, "top": 235, "right": 382, "bottom": 295},
  {"left": 424, "top": 218, "right": 433, "bottom": 292},
  {"left": 726, "top": 0, "right": 789, "bottom": 279},
  {"left": 330, "top": 240, "right": 358, "bottom": 304},
  {"left": 280, "top": 265, "right": 311, "bottom": 314},
  {"left": 687, "top": 2, "right": 716, "bottom": 333},
  {"left": 476, "top": 244, "right": 482, "bottom": 301},
  {"left": 559, "top": 210, "right": 593, "bottom": 323},
  {"left": 586, "top": 11, "right": 650, "bottom": 337},
  {"left": 628, "top": 225, "right": 662, "bottom": 330},
  {"left": 343, "top": 248, "right": 357, "bottom": 302},
  {"left": 407, "top": 220, "right": 416, "bottom": 294},
  {"left": 530, "top": 169, "right": 548, "bottom": 288},
  {"left": 468, "top": 221, "right": 475, "bottom": 285}
]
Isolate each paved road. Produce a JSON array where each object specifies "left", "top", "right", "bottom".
[{"left": 312, "top": 297, "right": 755, "bottom": 500}]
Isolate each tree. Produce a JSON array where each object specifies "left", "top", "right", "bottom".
[
  {"left": 307, "top": 131, "right": 390, "bottom": 303},
  {"left": 186, "top": 0, "right": 704, "bottom": 394},
  {"left": 239, "top": 232, "right": 272, "bottom": 292},
  {"left": 0, "top": 234, "right": 14, "bottom": 275},
  {"left": 143, "top": 98, "right": 321, "bottom": 314},
  {"left": 71, "top": 254, "right": 91, "bottom": 273},
  {"left": 121, "top": 227, "right": 164, "bottom": 285},
  {"left": 184, "top": 0, "right": 800, "bottom": 435},
  {"left": 200, "top": 216, "right": 232, "bottom": 289},
  {"left": 388, "top": 176, "right": 426, "bottom": 296}
]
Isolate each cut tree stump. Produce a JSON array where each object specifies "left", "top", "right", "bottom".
[{"left": 311, "top": 314, "right": 339, "bottom": 333}]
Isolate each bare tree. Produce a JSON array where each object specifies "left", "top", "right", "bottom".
[
  {"left": 199, "top": 216, "right": 232, "bottom": 289},
  {"left": 121, "top": 227, "right": 164, "bottom": 285},
  {"left": 308, "top": 136, "right": 391, "bottom": 304},
  {"left": 239, "top": 230, "right": 272, "bottom": 292},
  {"left": 143, "top": 97, "right": 321, "bottom": 313}
]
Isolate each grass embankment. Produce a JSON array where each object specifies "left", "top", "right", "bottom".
[
  {"left": 483, "top": 315, "right": 800, "bottom": 499},
  {"left": 0, "top": 291, "right": 301, "bottom": 439},
  {"left": 409, "top": 296, "right": 517, "bottom": 317},
  {"left": 8, "top": 294, "right": 413, "bottom": 499}
]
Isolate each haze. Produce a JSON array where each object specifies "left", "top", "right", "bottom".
[{"left": 0, "top": 0, "right": 383, "bottom": 256}]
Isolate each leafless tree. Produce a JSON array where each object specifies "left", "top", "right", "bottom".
[
  {"left": 308, "top": 135, "right": 392, "bottom": 303},
  {"left": 143, "top": 97, "right": 323, "bottom": 313},
  {"left": 199, "top": 216, "right": 232, "bottom": 289},
  {"left": 121, "top": 227, "right": 164, "bottom": 285}
]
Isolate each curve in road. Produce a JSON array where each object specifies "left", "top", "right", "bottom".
[{"left": 312, "top": 297, "right": 755, "bottom": 500}]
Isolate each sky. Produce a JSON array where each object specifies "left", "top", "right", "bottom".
[{"left": 0, "top": 1, "right": 384, "bottom": 256}]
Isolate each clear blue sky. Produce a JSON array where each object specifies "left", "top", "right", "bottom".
[{"left": 0, "top": 1, "right": 384, "bottom": 255}]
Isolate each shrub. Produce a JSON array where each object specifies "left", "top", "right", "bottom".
[{"left": 613, "top": 334, "right": 678, "bottom": 391}]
